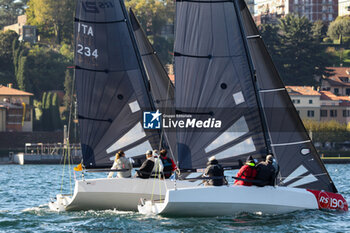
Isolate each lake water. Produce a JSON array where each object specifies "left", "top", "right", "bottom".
[{"left": 0, "top": 164, "right": 349, "bottom": 232}]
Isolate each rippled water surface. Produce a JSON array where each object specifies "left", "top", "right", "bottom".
[{"left": 1, "top": 164, "right": 349, "bottom": 232}]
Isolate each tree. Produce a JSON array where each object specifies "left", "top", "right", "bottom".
[
  {"left": 0, "top": 0, "right": 26, "bottom": 29},
  {"left": 51, "top": 92, "right": 62, "bottom": 130},
  {"left": 259, "top": 23, "right": 281, "bottom": 69},
  {"left": 16, "top": 45, "right": 69, "bottom": 96},
  {"left": 26, "top": 0, "right": 74, "bottom": 44},
  {"left": 327, "top": 16, "right": 350, "bottom": 44},
  {"left": 276, "top": 14, "right": 328, "bottom": 85},
  {"left": 312, "top": 20, "right": 327, "bottom": 42},
  {"left": 0, "top": 30, "right": 18, "bottom": 84},
  {"left": 125, "top": 0, "right": 174, "bottom": 64}
]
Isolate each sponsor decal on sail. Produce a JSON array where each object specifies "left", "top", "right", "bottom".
[
  {"left": 143, "top": 110, "right": 222, "bottom": 129},
  {"left": 307, "top": 189, "right": 348, "bottom": 211}
]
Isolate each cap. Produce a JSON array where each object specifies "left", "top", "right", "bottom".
[
  {"left": 146, "top": 150, "right": 152, "bottom": 155},
  {"left": 246, "top": 156, "right": 255, "bottom": 166},
  {"left": 208, "top": 156, "right": 216, "bottom": 161}
]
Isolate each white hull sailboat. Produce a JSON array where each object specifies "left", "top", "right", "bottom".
[
  {"left": 138, "top": 186, "right": 348, "bottom": 216},
  {"left": 49, "top": 178, "right": 196, "bottom": 211},
  {"left": 50, "top": 0, "right": 179, "bottom": 212},
  {"left": 137, "top": 0, "right": 348, "bottom": 216}
]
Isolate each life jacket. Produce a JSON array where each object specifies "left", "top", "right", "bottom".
[
  {"left": 160, "top": 156, "right": 173, "bottom": 178},
  {"left": 234, "top": 164, "right": 257, "bottom": 186}
]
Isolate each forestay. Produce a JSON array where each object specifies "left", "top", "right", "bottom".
[
  {"left": 74, "top": 0, "right": 160, "bottom": 168},
  {"left": 237, "top": 0, "right": 337, "bottom": 193},
  {"left": 174, "top": 0, "right": 267, "bottom": 170}
]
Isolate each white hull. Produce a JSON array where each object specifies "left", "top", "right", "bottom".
[
  {"left": 138, "top": 186, "right": 320, "bottom": 216},
  {"left": 49, "top": 177, "right": 196, "bottom": 212}
]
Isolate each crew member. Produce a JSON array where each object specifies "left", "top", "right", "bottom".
[
  {"left": 255, "top": 154, "right": 277, "bottom": 186},
  {"left": 159, "top": 149, "right": 176, "bottom": 178},
  {"left": 203, "top": 156, "right": 226, "bottom": 186},
  {"left": 108, "top": 150, "right": 132, "bottom": 178},
  {"left": 234, "top": 156, "right": 257, "bottom": 186},
  {"left": 136, "top": 150, "right": 155, "bottom": 179}
]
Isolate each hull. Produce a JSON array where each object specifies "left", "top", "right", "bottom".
[
  {"left": 138, "top": 185, "right": 348, "bottom": 216},
  {"left": 49, "top": 178, "right": 196, "bottom": 211}
]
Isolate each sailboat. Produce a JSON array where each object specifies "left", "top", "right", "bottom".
[
  {"left": 138, "top": 0, "right": 348, "bottom": 216},
  {"left": 49, "top": 0, "right": 194, "bottom": 212}
]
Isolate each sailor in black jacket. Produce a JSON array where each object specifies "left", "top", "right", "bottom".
[
  {"left": 136, "top": 150, "right": 155, "bottom": 179},
  {"left": 255, "top": 154, "right": 277, "bottom": 186},
  {"left": 204, "top": 156, "right": 226, "bottom": 186}
]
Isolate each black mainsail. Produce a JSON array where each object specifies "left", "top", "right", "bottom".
[
  {"left": 173, "top": 0, "right": 337, "bottom": 193},
  {"left": 236, "top": 0, "right": 336, "bottom": 193},
  {"left": 174, "top": 0, "right": 267, "bottom": 170},
  {"left": 129, "top": 9, "right": 177, "bottom": 159},
  {"left": 74, "top": 0, "right": 160, "bottom": 168}
]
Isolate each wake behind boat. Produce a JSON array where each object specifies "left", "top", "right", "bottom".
[{"left": 137, "top": 0, "right": 348, "bottom": 216}]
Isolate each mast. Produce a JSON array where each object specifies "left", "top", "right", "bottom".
[
  {"left": 119, "top": 0, "right": 156, "bottom": 112},
  {"left": 232, "top": 0, "right": 272, "bottom": 155}
]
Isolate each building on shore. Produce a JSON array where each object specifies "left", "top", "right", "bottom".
[
  {"left": 286, "top": 86, "right": 321, "bottom": 121},
  {"left": 253, "top": 0, "right": 338, "bottom": 25},
  {"left": 321, "top": 67, "right": 350, "bottom": 96},
  {"left": 287, "top": 83, "right": 350, "bottom": 124},
  {"left": 339, "top": 0, "right": 350, "bottom": 17},
  {"left": 3, "top": 15, "right": 37, "bottom": 43},
  {"left": 0, "top": 84, "right": 33, "bottom": 132},
  {"left": 320, "top": 91, "right": 350, "bottom": 124}
]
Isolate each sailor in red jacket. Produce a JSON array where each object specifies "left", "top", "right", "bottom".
[{"left": 234, "top": 156, "right": 257, "bottom": 186}]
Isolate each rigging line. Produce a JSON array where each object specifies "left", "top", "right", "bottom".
[
  {"left": 66, "top": 67, "right": 76, "bottom": 195},
  {"left": 74, "top": 18, "right": 126, "bottom": 24},
  {"left": 271, "top": 140, "right": 311, "bottom": 147}
]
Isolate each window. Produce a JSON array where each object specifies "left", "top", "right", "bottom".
[
  {"left": 334, "top": 88, "right": 339, "bottom": 95},
  {"left": 309, "top": 99, "right": 313, "bottom": 104},
  {"left": 293, "top": 99, "right": 300, "bottom": 104},
  {"left": 297, "top": 110, "right": 300, "bottom": 115},
  {"left": 346, "top": 88, "right": 350, "bottom": 95},
  {"left": 343, "top": 110, "right": 350, "bottom": 117},
  {"left": 320, "top": 110, "right": 327, "bottom": 117},
  {"left": 307, "top": 110, "right": 314, "bottom": 117},
  {"left": 330, "top": 110, "right": 337, "bottom": 117},
  {"left": 328, "top": 14, "right": 333, "bottom": 21}
]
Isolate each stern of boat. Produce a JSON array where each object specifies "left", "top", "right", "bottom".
[
  {"left": 49, "top": 194, "right": 73, "bottom": 212},
  {"left": 138, "top": 198, "right": 167, "bottom": 215}
]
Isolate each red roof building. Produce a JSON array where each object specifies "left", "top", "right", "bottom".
[
  {"left": 0, "top": 84, "right": 33, "bottom": 132},
  {"left": 320, "top": 91, "right": 350, "bottom": 124},
  {"left": 286, "top": 86, "right": 321, "bottom": 121},
  {"left": 321, "top": 67, "right": 350, "bottom": 96}
]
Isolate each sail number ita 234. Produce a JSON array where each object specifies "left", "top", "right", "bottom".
[{"left": 77, "top": 23, "right": 98, "bottom": 59}]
